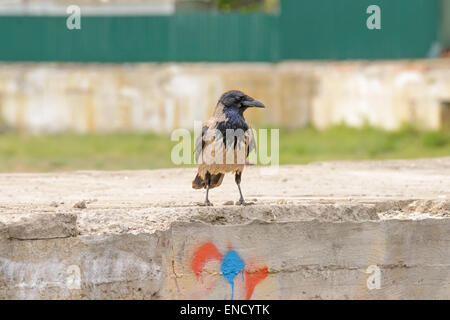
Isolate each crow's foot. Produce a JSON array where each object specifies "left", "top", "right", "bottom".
[
  {"left": 199, "top": 200, "right": 213, "bottom": 207},
  {"left": 236, "top": 199, "right": 254, "bottom": 206}
]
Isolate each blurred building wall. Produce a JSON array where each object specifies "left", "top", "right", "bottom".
[
  {"left": 0, "top": 60, "right": 449, "bottom": 133},
  {"left": 0, "top": 0, "right": 175, "bottom": 15}
]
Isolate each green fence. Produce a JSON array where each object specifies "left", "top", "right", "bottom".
[
  {"left": 281, "top": 0, "right": 441, "bottom": 60},
  {"left": 0, "top": 0, "right": 442, "bottom": 62},
  {"left": 0, "top": 14, "right": 279, "bottom": 62},
  {"left": 443, "top": 0, "right": 450, "bottom": 48}
]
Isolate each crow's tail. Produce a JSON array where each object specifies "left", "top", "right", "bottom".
[
  {"left": 192, "top": 173, "right": 224, "bottom": 189},
  {"left": 192, "top": 174, "right": 205, "bottom": 189}
]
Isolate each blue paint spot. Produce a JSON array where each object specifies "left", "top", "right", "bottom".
[{"left": 221, "top": 250, "right": 245, "bottom": 300}]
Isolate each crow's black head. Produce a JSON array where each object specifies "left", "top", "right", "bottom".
[{"left": 219, "top": 90, "right": 265, "bottom": 113}]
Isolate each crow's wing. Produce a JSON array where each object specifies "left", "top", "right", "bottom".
[
  {"left": 194, "top": 125, "right": 208, "bottom": 164},
  {"left": 246, "top": 127, "right": 256, "bottom": 157}
]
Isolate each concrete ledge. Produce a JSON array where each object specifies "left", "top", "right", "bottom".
[
  {"left": 0, "top": 158, "right": 449, "bottom": 299},
  {"left": 5, "top": 213, "right": 77, "bottom": 240}
]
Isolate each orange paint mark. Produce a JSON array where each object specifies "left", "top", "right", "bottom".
[
  {"left": 191, "top": 242, "right": 223, "bottom": 278},
  {"left": 244, "top": 265, "right": 268, "bottom": 300}
]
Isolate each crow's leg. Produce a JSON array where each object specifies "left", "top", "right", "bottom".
[
  {"left": 235, "top": 171, "right": 253, "bottom": 206},
  {"left": 204, "top": 172, "right": 213, "bottom": 206}
]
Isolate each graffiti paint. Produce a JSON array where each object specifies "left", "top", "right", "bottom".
[
  {"left": 221, "top": 250, "right": 245, "bottom": 300},
  {"left": 244, "top": 265, "right": 268, "bottom": 300},
  {"left": 191, "top": 242, "right": 268, "bottom": 300},
  {"left": 191, "top": 242, "right": 223, "bottom": 279}
]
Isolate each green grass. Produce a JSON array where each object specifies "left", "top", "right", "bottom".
[
  {"left": 0, "top": 132, "right": 175, "bottom": 172},
  {"left": 277, "top": 126, "right": 450, "bottom": 164},
  {"left": 0, "top": 126, "right": 449, "bottom": 172}
]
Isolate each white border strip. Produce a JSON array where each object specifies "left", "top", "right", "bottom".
[{"left": 0, "top": 3, "right": 175, "bottom": 16}]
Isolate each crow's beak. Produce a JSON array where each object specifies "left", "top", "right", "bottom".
[{"left": 243, "top": 98, "right": 265, "bottom": 108}]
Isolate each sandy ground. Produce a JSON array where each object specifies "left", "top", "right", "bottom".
[{"left": 0, "top": 158, "right": 449, "bottom": 235}]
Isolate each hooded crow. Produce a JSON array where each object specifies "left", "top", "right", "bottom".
[{"left": 192, "top": 90, "right": 265, "bottom": 206}]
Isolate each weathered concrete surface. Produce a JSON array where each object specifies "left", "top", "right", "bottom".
[
  {"left": 1, "top": 60, "right": 450, "bottom": 134},
  {"left": 0, "top": 158, "right": 449, "bottom": 299}
]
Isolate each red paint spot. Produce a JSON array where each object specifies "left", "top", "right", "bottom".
[
  {"left": 191, "top": 242, "right": 223, "bottom": 278},
  {"left": 244, "top": 265, "right": 268, "bottom": 300}
]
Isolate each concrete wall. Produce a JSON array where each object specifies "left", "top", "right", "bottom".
[
  {"left": 0, "top": 60, "right": 449, "bottom": 133},
  {"left": 1, "top": 208, "right": 449, "bottom": 299},
  {"left": 0, "top": 159, "right": 449, "bottom": 299}
]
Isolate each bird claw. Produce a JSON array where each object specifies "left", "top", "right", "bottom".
[
  {"left": 199, "top": 200, "right": 213, "bottom": 207},
  {"left": 237, "top": 200, "right": 254, "bottom": 206}
]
